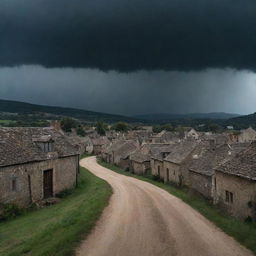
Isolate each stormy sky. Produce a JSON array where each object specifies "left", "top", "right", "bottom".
[{"left": 0, "top": 0, "right": 256, "bottom": 115}]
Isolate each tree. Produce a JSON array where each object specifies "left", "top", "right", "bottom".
[
  {"left": 208, "top": 123, "right": 221, "bottom": 133},
  {"left": 60, "top": 117, "right": 77, "bottom": 132},
  {"left": 153, "top": 125, "right": 162, "bottom": 133},
  {"left": 162, "top": 123, "right": 174, "bottom": 132},
  {"left": 113, "top": 122, "right": 129, "bottom": 132},
  {"left": 76, "top": 125, "right": 86, "bottom": 137},
  {"left": 96, "top": 121, "right": 107, "bottom": 135}
]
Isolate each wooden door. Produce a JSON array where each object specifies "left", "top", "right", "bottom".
[{"left": 43, "top": 169, "right": 53, "bottom": 198}]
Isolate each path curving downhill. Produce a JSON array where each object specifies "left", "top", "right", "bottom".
[{"left": 77, "top": 156, "right": 253, "bottom": 256}]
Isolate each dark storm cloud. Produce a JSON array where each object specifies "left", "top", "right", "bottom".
[
  {"left": 0, "top": 66, "right": 256, "bottom": 115},
  {"left": 0, "top": 0, "right": 256, "bottom": 71}
]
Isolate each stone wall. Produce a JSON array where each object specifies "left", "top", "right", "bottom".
[
  {"left": 0, "top": 155, "right": 79, "bottom": 208},
  {"left": 151, "top": 159, "right": 164, "bottom": 180},
  {"left": 163, "top": 161, "right": 182, "bottom": 185},
  {"left": 215, "top": 170, "right": 256, "bottom": 220},
  {"left": 131, "top": 161, "right": 150, "bottom": 175},
  {"left": 189, "top": 171, "right": 213, "bottom": 199}
]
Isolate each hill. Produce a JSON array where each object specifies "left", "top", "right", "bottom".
[
  {"left": 226, "top": 112, "right": 256, "bottom": 129},
  {"left": 133, "top": 112, "right": 240, "bottom": 121},
  {"left": 0, "top": 99, "right": 140, "bottom": 123}
]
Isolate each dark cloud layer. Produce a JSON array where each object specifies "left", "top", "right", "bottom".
[
  {"left": 0, "top": 0, "right": 256, "bottom": 71},
  {"left": 0, "top": 66, "right": 255, "bottom": 115}
]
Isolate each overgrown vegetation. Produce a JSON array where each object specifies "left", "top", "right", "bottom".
[
  {"left": 98, "top": 159, "right": 256, "bottom": 254},
  {"left": 0, "top": 164, "right": 112, "bottom": 256},
  {"left": 96, "top": 121, "right": 108, "bottom": 135}
]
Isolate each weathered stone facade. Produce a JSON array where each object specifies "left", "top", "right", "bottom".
[
  {"left": 130, "top": 160, "right": 150, "bottom": 175},
  {"left": 0, "top": 127, "right": 79, "bottom": 208},
  {"left": 188, "top": 170, "right": 213, "bottom": 199},
  {"left": 215, "top": 171, "right": 256, "bottom": 220},
  {"left": 0, "top": 156, "right": 79, "bottom": 207},
  {"left": 163, "top": 161, "right": 183, "bottom": 185}
]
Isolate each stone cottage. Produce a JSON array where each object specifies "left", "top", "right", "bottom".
[
  {"left": 130, "top": 150, "right": 151, "bottom": 175},
  {"left": 0, "top": 127, "right": 79, "bottom": 208},
  {"left": 112, "top": 141, "right": 139, "bottom": 169},
  {"left": 187, "top": 142, "right": 248, "bottom": 199},
  {"left": 215, "top": 142, "right": 256, "bottom": 220},
  {"left": 91, "top": 136, "right": 109, "bottom": 155},
  {"left": 163, "top": 140, "right": 198, "bottom": 186},
  {"left": 228, "top": 127, "right": 256, "bottom": 143},
  {"left": 151, "top": 144, "right": 174, "bottom": 180}
]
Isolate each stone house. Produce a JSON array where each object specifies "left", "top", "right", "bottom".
[
  {"left": 214, "top": 142, "right": 256, "bottom": 220},
  {"left": 149, "top": 130, "right": 180, "bottom": 144},
  {"left": 185, "top": 128, "right": 200, "bottom": 140},
  {"left": 101, "top": 140, "right": 126, "bottom": 164},
  {"left": 151, "top": 145, "right": 174, "bottom": 180},
  {"left": 0, "top": 127, "right": 79, "bottom": 208},
  {"left": 91, "top": 136, "right": 109, "bottom": 155},
  {"left": 228, "top": 127, "right": 256, "bottom": 143},
  {"left": 112, "top": 141, "right": 139, "bottom": 169},
  {"left": 130, "top": 150, "right": 151, "bottom": 175},
  {"left": 188, "top": 142, "right": 249, "bottom": 200},
  {"left": 163, "top": 140, "right": 198, "bottom": 186}
]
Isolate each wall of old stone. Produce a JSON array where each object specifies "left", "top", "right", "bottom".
[
  {"left": 118, "top": 158, "right": 130, "bottom": 170},
  {"left": 215, "top": 171, "right": 256, "bottom": 220},
  {"left": 189, "top": 171, "right": 213, "bottom": 199},
  {"left": 151, "top": 159, "right": 164, "bottom": 180},
  {"left": 163, "top": 161, "right": 182, "bottom": 185},
  {"left": 0, "top": 155, "right": 78, "bottom": 208},
  {"left": 131, "top": 161, "right": 150, "bottom": 175},
  {"left": 93, "top": 145, "right": 103, "bottom": 155}
]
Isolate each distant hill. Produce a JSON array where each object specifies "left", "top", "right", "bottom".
[
  {"left": 226, "top": 112, "right": 256, "bottom": 129},
  {"left": 0, "top": 99, "right": 140, "bottom": 123},
  {"left": 133, "top": 112, "right": 240, "bottom": 121}
]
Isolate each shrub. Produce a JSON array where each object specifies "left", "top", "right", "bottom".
[
  {"left": 245, "top": 216, "right": 253, "bottom": 223},
  {"left": 55, "top": 188, "right": 74, "bottom": 198},
  {"left": 0, "top": 203, "right": 24, "bottom": 221}
]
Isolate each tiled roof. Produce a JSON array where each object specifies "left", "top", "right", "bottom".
[
  {"left": 114, "top": 141, "right": 139, "bottom": 160},
  {"left": 130, "top": 150, "right": 150, "bottom": 163},
  {"left": 164, "top": 140, "right": 198, "bottom": 164},
  {"left": 0, "top": 127, "right": 79, "bottom": 167},
  {"left": 216, "top": 142, "right": 256, "bottom": 180},
  {"left": 189, "top": 142, "right": 249, "bottom": 176}
]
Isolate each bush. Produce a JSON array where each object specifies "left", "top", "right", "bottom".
[
  {"left": 245, "top": 216, "right": 253, "bottom": 223},
  {"left": 152, "top": 175, "right": 160, "bottom": 181},
  {"left": 55, "top": 188, "right": 74, "bottom": 198},
  {"left": 0, "top": 203, "right": 24, "bottom": 221}
]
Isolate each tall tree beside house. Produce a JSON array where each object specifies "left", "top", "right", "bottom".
[
  {"left": 60, "top": 117, "right": 77, "bottom": 132},
  {"left": 113, "top": 122, "right": 129, "bottom": 132},
  {"left": 96, "top": 121, "right": 107, "bottom": 135}
]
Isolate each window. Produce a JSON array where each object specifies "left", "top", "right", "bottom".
[
  {"left": 157, "top": 166, "right": 160, "bottom": 176},
  {"left": 11, "top": 178, "right": 17, "bottom": 192},
  {"left": 173, "top": 170, "right": 175, "bottom": 176},
  {"left": 43, "top": 142, "right": 53, "bottom": 153},
  {"left": 225, "top": 190, "right": 233, "bottom": 203}
]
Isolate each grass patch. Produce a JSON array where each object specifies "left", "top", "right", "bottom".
[
  {"left": 98, "top": 159, "right": 256, "bottom": 254},
  {"left": 0, "top": 162, "right": 112, "bottom": 256}
]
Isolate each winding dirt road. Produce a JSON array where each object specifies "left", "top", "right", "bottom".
[{"left": 77, "top": 156, "right": 253, "bottom": 256}]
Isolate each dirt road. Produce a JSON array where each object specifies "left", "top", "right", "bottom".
[{"left": 77, "top": 156, "right": 253, "bottom": 256}]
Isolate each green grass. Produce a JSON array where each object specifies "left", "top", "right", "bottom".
[
  {"left": 0, "top": 120, "right": 16, "bottom": 126},
  {"left": 0, "top": 163, "right": 112, "bottom": 256},
  {"left": 98, "top": 159, "right": 256, "bottom": 255}
]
